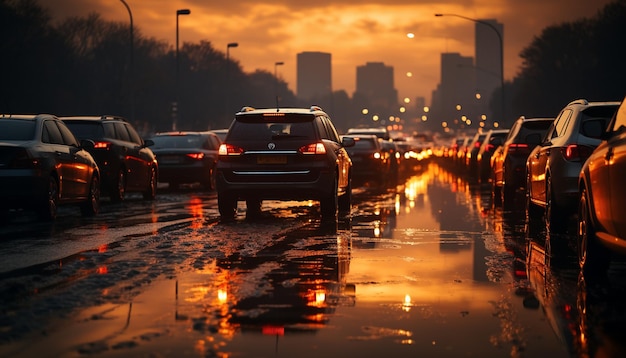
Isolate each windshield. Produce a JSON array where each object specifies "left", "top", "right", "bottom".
[{"left": 151, "top": 135, "right": 204, "bottom": 149}]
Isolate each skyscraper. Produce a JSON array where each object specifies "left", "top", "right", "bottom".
[
  {"left": 354, "top": 62, "right": 398, "bottom": 118},
  {"left": 296, "top": 52, "right": 332, "bottom": 101}
]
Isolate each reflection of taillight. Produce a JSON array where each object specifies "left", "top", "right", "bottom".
[
  {"left": 218, "top": 144, "right": 244, "bottom": 156},
  {"left": 299, "top": 142, "right": 326, "bottom": 155},
  {"left": 186, "top": 152, "right": 205, "bottom": 160},
  {"left": 562, "top": 144, "right": 595, "bottom": 162},
  {"left": 94, "top": 141, "right": 111, "bottom": 149}
]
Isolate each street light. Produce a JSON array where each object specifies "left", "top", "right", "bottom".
[
  {"left": 175, "top": 8, "right": 191, "bottom": 130},
  {"left": 226, "top": 42, "right": 238, "bottom": 62},
  {"left": 434, "top": 13, "right": 505, "bottom": 122},
  {"left": 120, "top": 0, "right": 134, "bottom": 121},
  {"left": 274, "top": 61, "right": 284, "bottom": 99}
]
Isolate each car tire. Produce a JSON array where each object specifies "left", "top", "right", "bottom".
[
  {"left": 80, "top": 175, "right": 100, "bottom": 216},
  {"left": 143, "top": 167, "right": 157, "bottom": 200},
  {"left": 320, "top": 176, "right": 338, "bottom": 221},
  {"left": 218, "top": 192, "right": 237, "bottom": 220},
  {"left": 545, "top": 175, "right": 566, "bottom": 234},
  {"left": 38, "top": 175, "right": 59, "bottom": 220},
  {"left": 578, "top": 188, "right": 610, "bottom": 275},
  {"left": 110, "top": 168, "right": 126, "bottom": 202}
]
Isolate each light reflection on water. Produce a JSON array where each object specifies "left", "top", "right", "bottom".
[{"left": 1, "top": 163, "right": 577, "bottom": 358}]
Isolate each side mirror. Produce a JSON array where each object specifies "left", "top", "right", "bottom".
[
  {"left": 143, "top": 139, "right": 155, "bottom": 147},
  {"left": 342, "top": 136, "right": 355, "bottom": 147},
  {"left": 80, "top": 139, "right": 95, "bottom": 150}
]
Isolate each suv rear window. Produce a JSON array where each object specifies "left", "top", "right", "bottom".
[
  {"left": 64, "top": 121, "right": 105, "bottom": 140},
  {"left": 0, "top": 119, "right": 35, "bottom": 140},
  {"left": 228, "top": 120, "right": 315, "bottom": 141}
]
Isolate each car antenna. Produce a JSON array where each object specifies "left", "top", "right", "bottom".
[{"left": 275, "top": 96, "right": 280, "bottom": 112}]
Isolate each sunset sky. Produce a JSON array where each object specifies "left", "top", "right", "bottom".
[{"left": 46, "top": 0, "right": 613, "bottom": 104}]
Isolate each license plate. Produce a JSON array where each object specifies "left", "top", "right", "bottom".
[
  {"left": 159, "top": 155, "right": 180, "bottom": 164},
  {"left": 257, "top": 155, "right": 287, "bottom": 164}
]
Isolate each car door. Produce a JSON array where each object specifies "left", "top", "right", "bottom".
[
  {"left": 42, "top": 119, "right": 78, "bottom": 199},
  {"left": 56, "top": 120, "right": 92, "bottom": 198},
  {"left": 607, "top": 104, "right": 626, "bottom": 239}
]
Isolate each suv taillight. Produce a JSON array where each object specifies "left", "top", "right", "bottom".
[
  {"left": 186, "top": 153, "right": 205, "bottom": 160},
  {"left": 508, "top": 143, "right": 529, "bottom": 155},
  {"left": 219, "top": 144, "right": 244, "bottom": 156},
  {"left": 94, "top": 141, "right": 112, "bottom": 150},
  {"left": 561, "top": 144, "right": 595, "bottom": 162},
  {"left": 298, "top": 143, "right": 326, "bottom": 155}
]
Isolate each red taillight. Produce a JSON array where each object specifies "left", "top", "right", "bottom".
[
  {"left": 474, "top": 141, "right": 482, "bottom": 148},
  {"left": 298, "top": 142, "right": 326, "bottom": 155},
  {"left": 94, "top": 141, "right": 111, "bottom": 149},
  {"left": 562, "top": 144, "right": 594, "bottom": 162},
  {"left": 186, "top": 152, "right": 205, "bottom": 160},
  {"left": 508, "top": 143, "right": 529, "bottom": 154},
  {"left": 218, "top": 143, "right": 244, "bottom": 156}
]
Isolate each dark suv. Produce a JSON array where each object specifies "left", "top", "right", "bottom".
[
  {"left": 216, "top": 106, "right": 355, "bottom": 220},
  {"left": 61, "top": 115, "right": 158, "bottom": 202}
]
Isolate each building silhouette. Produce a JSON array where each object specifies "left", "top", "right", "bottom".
[
  {"left": 353, "top": 62, "right": 398, "bottom": 126},
  {"left": 296, "top": 51, "right": 332, "bottom": 102},
  {"left": 475, "top": 19, "right": 504, "bottom": 126}
]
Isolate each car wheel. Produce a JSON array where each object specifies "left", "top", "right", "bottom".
[
  {"left": 578, "top": 188, "right": 610, "bottom": 275},
  {"left": 320, "top": 176, "right": 338, "bottom": 221},
  {"left": 109, "top": 168, "right": 126, "bottom": 202},
  {"left": 338, "top": 177, "right": 352, "bottom": 217},
  {"left": 39, "top": 176, "right": 59, "bottom": 220},
  {"left": 80, "top": 175, "right": 100, "bottom": 216},
  {"left": 143, "top": 167, "right": 157, "bottom": 200},
  {"left": 545, "top": 175, "right": 566, "bottom": 234},
  {"left": 218, "top": 192, "right": 237, "bottom": 220}
]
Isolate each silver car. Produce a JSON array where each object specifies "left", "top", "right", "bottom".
[{"left": 526, "top": 99, "right": 620, "bottom": 234}]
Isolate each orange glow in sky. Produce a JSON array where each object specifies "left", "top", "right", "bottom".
[{"left": 48, "top": 0, "right": 612, "bottom": 103}]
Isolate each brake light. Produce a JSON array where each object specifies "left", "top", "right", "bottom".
[
  {"left": 561, "top": 144, "right": 594, "bottom": 162},
  {"left": 299, "top": 142, "right": 326, "bottom": 155},
  {"left": 218, "top": 143, "right": 244, "bottom": 156},
  {"left": 474, "top": 141, "right": 482, "bottom": 148},
  {"left": 508, "top": 143, "right": 529, "bottom": 154},
  {"left": 94, "top": 141, "right": 111, "bottom": 149},
  {"left": 186, "top": 152, "right": 205, "bottom": 160}
]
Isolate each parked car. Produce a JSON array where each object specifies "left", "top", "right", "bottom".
[
  {"left": 526, "top": 99, "right": 620, "bottom": 234},
  {"left": 491, "top": 116, "right": 554, "bottom": 208},
  {"left": 343, "top": 134, "right": 391, "bottom": 186},
  {"left": 476, "top": 129, "right": 509, "bottom": 182},
  {"left": 465, "top": 131, "right": 487, "bottom": 178},
  {"left": 380, "top": 139, "right": 401, "bottom": 180},
  {"left": 0, "top": 114, "right": 100, "bottom": 219},
  {"left": 346, "top": 127, "right": 390, "bottom": 140},
  {"left": 578, "top": 96, "right": 626, "bottom": 274},
  {"left": 149, "top": 131, "right": 221, "bottom": 189},
  {"left": 60, "top": 115, "right": 158, "bottom": 202},
  {"left": 216, "top": 106, "right": 355, "bottom": 220}
]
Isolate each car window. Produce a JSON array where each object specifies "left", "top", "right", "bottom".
[
  {"left": 551, "top": 109, "right": 572, "bottom": 139},
  {"left": 321, "top": 116, "right": 340, "bottom": 143},
  {"left": 353, "top": 138, "right": 376, "bottom": 149},
  {"left": 126, "top": 124, "right": 143, "bottom": 145},
  {"left": 56, "top": 121, "right": 79, "bottom": 147},
  {"left": 103, "top": 122, "right": 116, "bottom": 138},
  {"left": 114, "top": 122, "right": 131, "bottom": 142},
  {"left": 208, "top": 135, "right": 220, "bottom": 149},
  {"left": 43, "top": 120, "right": 64, "bottom": 145},
  {"left": 613, "top": 101, "right": 626, "bottom": 134},
  {"left": 0, "top": 119, "right": 35, "bottom": 140},
  {"left": 64, "top": 121, "right": 104, "bottom": 140}
]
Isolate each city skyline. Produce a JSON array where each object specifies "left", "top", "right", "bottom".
[{"left": 47, "top": 0, "right": 613, "bottom": 104}]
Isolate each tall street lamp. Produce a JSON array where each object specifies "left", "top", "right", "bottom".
[
  {"left": 120, "top": 0, "right": 134, "bottom": 121},
  {"left": 274, "top": 61, "right": 284, "bottom": 100},
  {"left": 175, "top": 8, "right": 191, "bottom": 130},
  {"left": 226, "top": 42, "right": 238, "bottom": 62},
  {"left": 434, "top": 13, "right": 505, "bottom": 122}
]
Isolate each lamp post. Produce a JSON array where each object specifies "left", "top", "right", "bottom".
[
  {"left": 434, "top": 13, "right": 505, "bottom": 123},
  {"left": 226, "top": 42, "right": 238, "bottom": 62},
  {"left": 175, "top": 8, "right": 191, "bottom": 130},
  {"left": 120, "top": 0, "right": 134, "bottom": 121},
  {"left": 274, "top": 61, "right": 284, "bottom": 99}
]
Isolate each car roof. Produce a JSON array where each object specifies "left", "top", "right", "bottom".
[{"left": 59, "top": 115, "right": 127, "bottom": 122}]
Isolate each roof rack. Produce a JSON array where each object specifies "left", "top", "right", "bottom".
[
  {"left": 310, "top": 105, "right": 323, "bottom": 112},
  {"left": 240, "top": 106, "right": 255, "bottom": 112},
  {"left": 567, "top": 99, "right": 589, "bottom": 106},
  {"left": 99, "top": 115, "right": 127, "bottom": 121}
]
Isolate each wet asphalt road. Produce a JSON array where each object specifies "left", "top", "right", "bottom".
[{"left": 1, "top": 160, "right": 626, "bottom": 357}]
